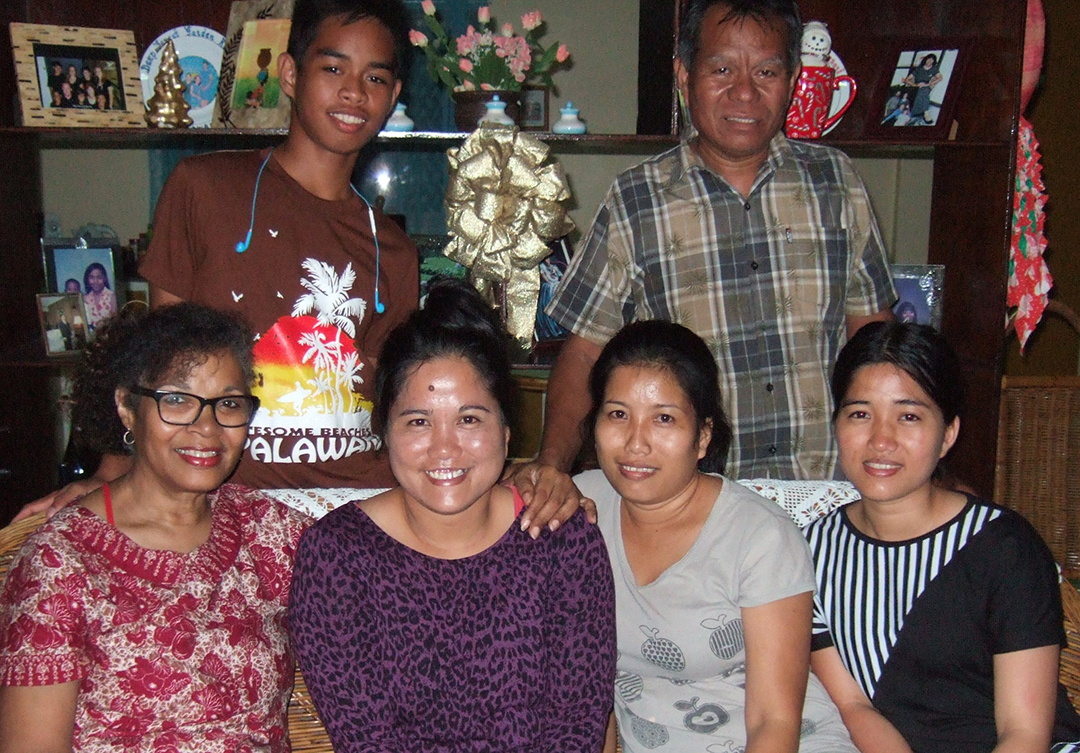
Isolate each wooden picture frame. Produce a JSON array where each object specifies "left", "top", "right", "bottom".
[
  {"left": 520, "top": 85, "right": 549, "bottom": 131},
  {"left": 42, "top": 239, "right": 120, "bottom": 332},
  {"left": 213, "top": 0, "right": 295, "bottom": 129},
  {"left": 9, "top": 23, "right": 145, "bottom": 127},
  {"left": 870, "top": 40, "right": 970, "bottom": 140},
  {"left": 37, "top": 293, "right": 90, "bottom": 357},
  {"left": 891, "top": 264, "right": 944, "bottom": 330}
]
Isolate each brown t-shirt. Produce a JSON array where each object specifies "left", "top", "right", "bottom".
[{"left": 140, "top": 148, "right": 418, "bottom": 490}]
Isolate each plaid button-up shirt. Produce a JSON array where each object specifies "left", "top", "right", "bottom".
[{"left": 547, "top": 134, "right": 896, "bottom": 480}]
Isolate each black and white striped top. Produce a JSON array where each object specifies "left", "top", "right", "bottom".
[
  {"left": 804, "top": 496, "right": 1080, "bottom": 753},
  {"left": 806, "top": 499, "right": 1000, "bottom": 698}
]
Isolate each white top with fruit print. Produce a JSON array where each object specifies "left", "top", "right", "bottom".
[{"left": 574, "top": 470, "right": 857, "bottom": 753}]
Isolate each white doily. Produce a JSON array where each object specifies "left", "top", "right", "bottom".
[
  {"left": 735, "top": 479, "right": 859, "bottom": 529},
  {"left": 264, "top": 480, "right": 858, "bottom": 527},
  {"left": 263, "top": 487, "right": 388, "bottom": 520}
]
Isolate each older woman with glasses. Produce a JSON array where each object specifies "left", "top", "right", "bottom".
[{"left": 0, "top": 302, "right": 309, "bottom": 752}]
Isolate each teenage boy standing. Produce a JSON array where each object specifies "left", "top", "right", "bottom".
[{"left": 30, "top": 0, "right": 419, "bottom": 510}]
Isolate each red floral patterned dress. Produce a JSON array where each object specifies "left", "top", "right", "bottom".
[{"left": 0, "top": 484, "right": 310, "bottom": 752}]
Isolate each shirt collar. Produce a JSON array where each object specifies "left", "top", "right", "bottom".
[{"left": 670, "top": 132, "right": 795, "bottom": 198}]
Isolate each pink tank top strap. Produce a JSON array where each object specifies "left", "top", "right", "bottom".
[
  {"left": 103, "top": 482, "right": 115, "bottom": 527},
  {"left": 511, "top": 486, "right": 526, "bottom": 518}
]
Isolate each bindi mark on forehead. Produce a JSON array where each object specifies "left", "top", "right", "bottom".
[{"left": 428, "top": 384, "right": 435, "bottom": 391}]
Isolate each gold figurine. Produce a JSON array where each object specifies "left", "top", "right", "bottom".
[{"left": 145, "top": 40, "right": 193, "bottom": 128}]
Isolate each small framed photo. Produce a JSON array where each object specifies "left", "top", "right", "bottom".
[
  {"left": 213, "top": 0, "right": 295, "bottom": 128},
  {"left": 891, "top": 264, "right": 944, "bottom": 330},
  {"left": 871, "top": 40, "right": 969, "bottom": 140},
  {"left": 535, "top": 236, "right": 572, "bottom": 342},
  {"left": 9, "top": 23, "right": 145, "bottom": 127},
  {"left": 37, "top": 293, "right": 90, "bottom": 357},
  {"left": 520, "top": 85, "right": 550, "bottom": 131},
  {"left": 42, "top": 240, "right": 120, "bottom": 333}
]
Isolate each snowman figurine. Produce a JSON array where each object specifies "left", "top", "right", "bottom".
[{"left": 800, "top": 21, "right": 831, "bottom": 67}]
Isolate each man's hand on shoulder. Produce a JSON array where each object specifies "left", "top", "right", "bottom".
[{"left": 501, "top": 461, "right": 597, "bottom": 539}]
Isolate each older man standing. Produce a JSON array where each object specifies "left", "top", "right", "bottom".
[{"left": 514, "top": 0, "right": 895, "bottom": 491}]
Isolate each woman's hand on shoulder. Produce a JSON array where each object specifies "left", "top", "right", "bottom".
[{"left": 501, "top": 461, "right": 597, "bottom": 539}]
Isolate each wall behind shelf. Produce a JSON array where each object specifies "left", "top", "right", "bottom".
[{"left": 39, "top": 147, "right": 931, "bottom": 264}]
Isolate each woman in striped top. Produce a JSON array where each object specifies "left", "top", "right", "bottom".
[{"left": 806, "top": 321, "right": 1080, "bottom": 753}]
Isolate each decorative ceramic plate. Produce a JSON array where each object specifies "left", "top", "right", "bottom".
[
  {"left": 140, "top": 26, "right": 226, "bottom": 128},
  {"left": 824, "top": 50, "right": 853, "bottom": 135}
]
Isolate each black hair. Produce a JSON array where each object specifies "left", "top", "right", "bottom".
[
  {"left": 83, "top": 262, "right": 111, "bottom": 293},
  {"left": 677, "top": 0, "right": 802, "bottom": 73},
  {"left": 373, "top": 277, "right": 515, "bottom": 442},
  {"left": 71, "top": 302, "right": 256, "bottom": 456},
  {"left": 917, "top": 53, "right": 938, "bottom": 68},
  {"left": 831, "top": 321, "right": 963, "bottom": 425},
  {"left": 286, "top": 0, "right": 411, "bottom": 74},
  {"left": 587, "top": 320, "right": 733, "bottom": 474}
]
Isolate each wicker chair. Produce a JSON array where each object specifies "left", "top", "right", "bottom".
[
  {"left": 0, "top": 512, "right": 334, "bottom": 753},
  {"left": 1060, "top": 579, "right": 1080, "bottom": 712},
  {"left": 996, "top": 301, "right": 1080, "bottom": 579}
]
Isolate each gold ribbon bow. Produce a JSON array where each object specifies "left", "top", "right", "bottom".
[{"left": 444, "top": 123, "right": 574, "bottom": 346}]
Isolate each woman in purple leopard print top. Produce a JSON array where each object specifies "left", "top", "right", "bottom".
[{"left": 288, "top": 279, "right": 616, "bottom": 752}]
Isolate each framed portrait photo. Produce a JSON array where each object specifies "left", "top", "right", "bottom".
[
  {"left": 520, "top": 86, "right": 550, "bottom": 131},
  {"left": 891, "top": 264, "right": 944, "bottom": 330},
  {"left": 42, "top": 239, "right": 120, "bottom": 333},
  {"left": 9, "top": 23, "right": 144, "bottom": 127},
  {"left": 871, "top": 40, "right": 969, "bottom": 140},
  {"left": 37, "top": 293, "right": 90, "bottom": 357}
]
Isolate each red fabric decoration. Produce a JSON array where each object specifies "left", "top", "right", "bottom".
[{"left": 1009, "top": 0, "right": 1050, "bottom": 350}]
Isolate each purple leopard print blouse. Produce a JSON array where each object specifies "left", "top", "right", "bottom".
[{"left": 288, "top": 503, "right": 616, "bottom": 752}]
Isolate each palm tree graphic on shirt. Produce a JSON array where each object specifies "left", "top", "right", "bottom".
[{"left": 289, "top": 259, "right": 367, "bottom": 415}]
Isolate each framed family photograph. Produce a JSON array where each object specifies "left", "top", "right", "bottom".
[
  {"left": 37, "top": 293, "right": 90, "bottom": 357},
  {"left": 9, "top": 23, "right": 144, "bottom": 127},
  {"left": 520, "top": 86, "right": 550, "bottom": 131},
  {"left": 891, "top": 264, "right": 944, "bottom": 330},
  {"left": 41, "top": 240, "right": 120, "bottom": 333},
  {"left": 871, "top": 40, "right": 969, "bottom": 140}
]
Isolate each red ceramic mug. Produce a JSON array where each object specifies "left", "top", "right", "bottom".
[{"left": 784, "top": 65, "right": 856, "bottom": 139}]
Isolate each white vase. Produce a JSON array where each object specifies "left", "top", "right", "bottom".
[
  {"left": 480, "top": 95, "right": 515, "bottom": 126},
  {"left": 383, "top": 102, "right": 414, "bottom": 132},
  {"left": 552, "top": 102, "right": 586, "bottom": 134}
]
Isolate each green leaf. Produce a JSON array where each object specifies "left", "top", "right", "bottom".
[{"left": 426, "top": 16, "right": 447, "bottom": 40}]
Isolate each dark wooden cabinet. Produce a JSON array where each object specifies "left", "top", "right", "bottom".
[{"left": 1, "top": 0, "right": 1025, "bottom": 502}]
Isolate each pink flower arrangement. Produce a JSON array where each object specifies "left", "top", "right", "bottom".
[{"left": 412, "top": 4, "right": 571, "bottom": 93}]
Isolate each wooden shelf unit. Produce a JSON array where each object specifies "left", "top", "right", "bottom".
[{"left": 0, "top": 0, "right": 1025, "bottom": 510}]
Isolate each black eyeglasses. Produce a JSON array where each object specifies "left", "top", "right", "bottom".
[{"left": 129, "top": 386, "right": 260, "bottom": 428}]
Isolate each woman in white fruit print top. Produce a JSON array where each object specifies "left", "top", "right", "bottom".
[{"left": 574, "top": 321, "right": 857, "bottom": 753}]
